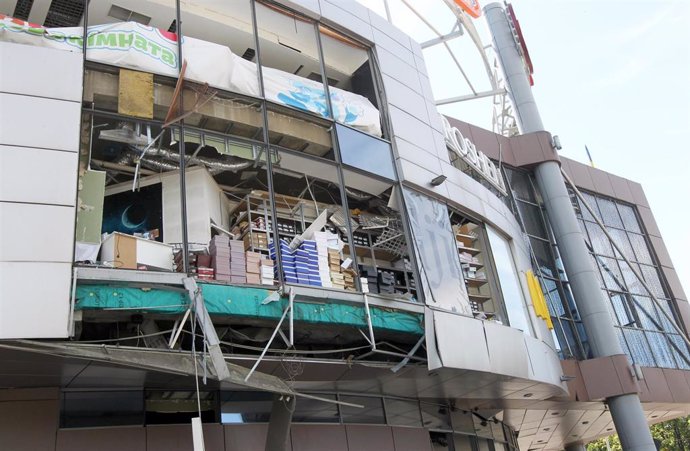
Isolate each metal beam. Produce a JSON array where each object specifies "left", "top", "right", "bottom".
[
  {"left": 435, "top": 88, "right": 506, "bottom": 106},
  {"left": 420, "top": 28, "right": 464, "bottom": 49}
]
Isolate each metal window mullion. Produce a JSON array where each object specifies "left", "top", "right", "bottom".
[{"left": 250, "top": 0, "right": 284, "bottom": 284}]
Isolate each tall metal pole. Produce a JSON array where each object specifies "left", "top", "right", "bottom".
[
  {"left": 175, "top": 0, "right": 190, "bottom": 273},
  {"left": 484, "top": 3, "right": 655, "bottom": 450}
]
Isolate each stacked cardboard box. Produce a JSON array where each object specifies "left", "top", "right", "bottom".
[
  {"left": 228, "top": 240, "right": 246, "bottom": 284},
  {"left": 343, "top": 268, "right": 357, "bottom": 290},
  {"left": 210, "top": 235, "right": 232, "bottom": 282},
  {"left": 243, "top": 231, "right": 269, "bottom": 251},
  {"left": 360, "top": 265, "right": 379, "bottom": 294},
  {"left": 196, "top": 254, "right": 214, "bottom": 281},
  {"left": 260, "top": 258, "right": 274, "bottom": 285},
  {"left": 295, "top": 240, "right": 321, "bottom": 286},
  {"left": 377, "top": 270, "right": 396, "bottom": 294},
  {"left": 245, "top": 251, "right": 262, "bottom": 284},
  {"left": 269, "top": 239, "right": 297, "bottom": 284}
]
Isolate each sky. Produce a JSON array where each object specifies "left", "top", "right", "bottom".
[{"left": 361, "top": 0, "right": 690, "bottom": 297}]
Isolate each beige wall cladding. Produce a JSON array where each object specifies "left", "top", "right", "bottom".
[
  {"left": 628, "top": 181, "right": 650, "bottom": 207},
  {"left": 391, "top": 427, "right": 432, "bottom": 451},
  {"left": 290, "top": 424, "right": 349, "bottom": 451},
  {"left": 588, "top": 168, "right": 616, "bottom": 198},
  {"left": 649, "top": 236, "right": 673, "bottom": 267},
  {"left": 345, "top": 425, "right": 395, "bottom": 451},
  {"left": 638, "top": 206, "right": 662, "bottom": 237},
  {"left": 0, "top": 399, "right": 59, "bottom": 451},
  {"left": 57, "top": 426, "right": 145, "bottom": 451},
  {"left": 639, "top": 367, "right": 674, "bottom": 403},
  {"left": 560, "top": 360, "right": 590, "bottom": 401},
  {"left": 607, "top": 174, "right": 635, "bottom": 204},
  {"left": 146, "top": 423, "right": 225, "bottom": 451},
  {"left": 662, "top": 369, "right": 690, "bottom": 402},
  {"left": 579, "top": 355, "right": 633, "bottom": 400},
  {"left": 562, "top": 158, "right": 596, "bottom": 192}
]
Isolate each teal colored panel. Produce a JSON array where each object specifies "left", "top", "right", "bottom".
[{"left": 75, "top": 283, "right": 423, "bottom": 335}]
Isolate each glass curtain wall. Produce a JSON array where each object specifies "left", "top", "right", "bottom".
[
  {"left": 67, "top": 0, "right": 414, "bottom": 295},
  {"left": 573, "top": 190, "right": 690, "bottom": 369},
  {"left": 503, "top": 167, "right": 590, "bottom": 359}
]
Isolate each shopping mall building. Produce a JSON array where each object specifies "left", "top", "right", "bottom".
[{"left": 0, "top": 1, "right": 688, "bottom": 450}]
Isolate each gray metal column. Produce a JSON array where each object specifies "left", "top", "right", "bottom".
[
  {"left": 484, "top": 3, "right": 655, "bottom": 451},
  {"left": 264, "top": 394, "right": 296, "bottom": 451},
  {"left": 564, "top": 443, "right": 587, "bottom": 451}
]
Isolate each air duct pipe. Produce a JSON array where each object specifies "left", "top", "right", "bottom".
[{"left": 485, "top": 3, "right": 655, "bottom": 450}]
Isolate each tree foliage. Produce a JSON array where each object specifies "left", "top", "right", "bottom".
[{"left": 586, "top": 416, "right": 690, "bottom": 451}]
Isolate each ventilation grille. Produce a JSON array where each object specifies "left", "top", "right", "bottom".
[
  {"left": 108, "top": 4, "right": 151, "bottom": 25},
  {"left": 241, "top": 48, "right": 256, "bottom": 61},
  {"left": 43, "top": 0, "right": 85, "bottom": 27},
  {"left": 12, "top": 0, "right": 34, "bottom": 21}
]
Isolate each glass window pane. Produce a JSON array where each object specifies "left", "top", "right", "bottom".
[
  {"left": 617, "top": 203, "right": 642, "bottom": 233},
  {"left": 337, "top": 124, "right": 395, "bottom": 179},
  {"left": 628, "top": 232, "right": 653, "bottom": 265},
  {"left": 620, "top": 261, "right": 645, "bottom": 295},
  {"left": 542, "top": 278, "right": 565, "bottom": 317},
  {"left": 221, "top": 391, "right": 273, "bottom": 423},
  {"left": 669, "top": 335, "right": 690, "bottom": 370},
  {"left": 632, "top": 295, "right": 661, "bottom": 330},
  {"left": 640, "top": 264, "right": 666, "bottom": 298},
  {"left": 146, "top": 391, "right": 217, "bottom": 424},
  {"left": 585, "top": 221, "right": 613, "bottom": 257},
  {"left": 609, "top": 293, "right": 634, "bottom": 326},
  {"left": 578, "top": 192, "right": 600, "bottom": 222},
  {"left": 473, "top": 415, "right": 494, "bottom": 439},
  {"left": 596, "top": 197, "right": 624, "bottom": 228},
  {"left": 385, "top": 398, "right": 422, "bottom": 427},
  {"left": 450, "top": 409, "right": 475, "bottom": 434},
  {"left": 505, "top": 168, "right": 536, "bottom": 203},
  {"left": 255, "top": 2, "right": 330, "bottom": 118},
  {"left": 292, "top": 394, "right": 339, "bottom": 423},
  {"left": 597, "top": 257, "right": 626, "bottom": 292},
  {"left": 614, "top": 327, "right": 632, "bottom": 363},
  {"left": 622, "top": 328, "right": 656, "bottom": 367},
  {"left": 421, "top": 402, "right": 452, "bottom": 431},
  {"left": 486, "top": 226, "right": 531, "bottom": 334},
  {"left": 453, "top": 434, "right": 474, "bottom": 451},
  {"left": 530, "top": 238, "right": 558, "bottom": 278},
  {"left": 319, "top": 25, "right": 382, "bottom": 136},
  {"left": 340, "top": 396, "right": 384, "bottom": 424},
  {"left": 62, "top": 391, "right": 143, "bottom": 428},
  {"left": 609, "top": 228, "right": 635, "bottom": 261},
  {"left": 646, "top": 331, "right": 677, "bottom": 368},
  {"left": 430, "top": 432, "right": 453, "bottom": 450},
  {"left": 517, "top": 201, "right": 547, "bottom": 238}
]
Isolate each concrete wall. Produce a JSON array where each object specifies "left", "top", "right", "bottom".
[{"left": 0, "top": 42, "right": 82, "bottom": 338}]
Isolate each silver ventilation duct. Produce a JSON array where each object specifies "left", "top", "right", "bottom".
[{"left": 113, "top": 147, "right": 254, "bottom": 174}]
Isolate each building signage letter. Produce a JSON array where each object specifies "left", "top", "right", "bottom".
[{"left": 441, "top": 116, "right": 507, "bottom": 195}]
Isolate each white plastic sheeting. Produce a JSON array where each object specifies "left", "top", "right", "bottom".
[{"left": 0, "top": 17, "right": 381, "bottom": 136}]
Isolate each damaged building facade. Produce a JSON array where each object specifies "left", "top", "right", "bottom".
[{"left": 0, "top": 1, "right": 688, "bottom": 450}]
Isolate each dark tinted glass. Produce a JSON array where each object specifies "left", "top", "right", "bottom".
[
  {"left": 421, "top": 402, "right": 452, "bottom": 430},
  {"left": 385, "top": 398, "right": 422, "bottom": 427},
  {"left": 293, "top": 394, "right": 340, "bottom": 423},
  {"left": 340, "top": 396, "right": 384, "bottom": 424},
  {"left": 221, "top": 391, "right": 272, "bottom": 423},
  {"left": 337, "top": 124, "right": 395, "bottom": 179},
  {"left": 517, "top": 201, "right": 547, "bottom": 238},
  {"left": 62, "top": 391, "right": 143, "bottom": 428}
]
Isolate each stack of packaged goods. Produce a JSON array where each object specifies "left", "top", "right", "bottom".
[
  {"left": 360, "top": 266, "right": 379, "bottom": 294},
  {"left": 377, "top": 270, "right": 396, "bottom": 294},
  {"left": 196, "top": 254, "right": 214, "bottom": 281},
  {"left": 295, "top": 240, "right": 321, "bottom": 286},
  {"left": 228, "top": 240, "right": 246, "bottom": 284},
  {"left": 269, "top": 239, "right": 297, "bottom": 284},
  {"left": 328, "top": 249, "right": 344, "bottom": 289},
  {"left": 245, "top": 251, "right": 262, "bottom": 284},
  {"left": 260, "top": 258, "right": 274, "bottom": 285},
  {"left": 210, "top": 235, "right": 231, "bottom": 283},
  {"left": 242, "top": 218, "right": 269, "bottom": 250},
  {"left": 343, "top": 268, "right": 357, "bottom": 290}
]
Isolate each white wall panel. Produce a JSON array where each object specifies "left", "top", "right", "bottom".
[
  {"left": 0, "top": 93, "right": 81, "bottom": 152},
  {"left": 0, "top": 145, "right": 78, "bottom": 205},
  {"left": 388, "top": 106, "right": 434, "bottom": 153},
  {"left": 0, "top": 202, "right": 75, "bottom": 263},
  {"left": 381, "top": 74, "right": 429, "bottom": 125},
  {"left": 0, "top": 42, "right": 83, "bottom": 102},
  {"left": 320, "top": 1, "right": 373, "bottom": 42},
  {"left": 433, "top": 311, "right": 491, "bottom": 372},
  {"left": 0, "top": 261, "right": 71, "bottom": 338},
  {"left": 376, "top": 47, "right": 421, "bottom": 92}
]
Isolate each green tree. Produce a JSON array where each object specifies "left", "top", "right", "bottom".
[{"left": 586, "top": 416, "right": 690, "bottom": 451}]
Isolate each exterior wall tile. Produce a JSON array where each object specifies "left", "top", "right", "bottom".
[
  {"left": 638, "top": 206, "right": 662, "bottom": 237},
  {"left": 376, "top": 47, "right": 421, "bottom": 91},
  {"left": 589, "top": 168, "right": 615, "bottom": 197},
  {"left": 398, "top": 158, "right": 449, "bottom": 199},
  {"left": 608, "top": 174, "right": 635, "bottom": 204},
  {"left": 662, "top": 369, "right": 690, "bottom": 402},
  {"left": 367, "top": 8, "right": 412, "bottom": 49},
  {"left": 661, "top": 266, "right": 688, "bottom": 301},
  {"left": 648, "top": 235, "right": 673, "bottom": 267},
  {"left": 320, "top": 1, "right": 373, "bottom": 42},
  {"left": 393, "top": 137, "right": 442, "bottom": 175},
  {"left": 291, "top": 425, "right": 349, "bottom": 451},
  {"left": 563, "top": 158, "right": 596, "bottom": 192},
  {"left": 628, "top": 180, "right": 650, "bottom": 207},
  {"left": 640, "top": 367, "right": 674, "bottom": 403},
  {"left": 1, "top": 399, "right": 59, "bottom": 451},
  {"left": 418, "top": 73, "right": 435, "bottom": 102},
  {"left": 372, "top": 29, "right": 415, "bottom": 67},
  {"left": 413, "top": 53, "right": 428, "bottom": 77},
  {"left": 345, "top": 425, "right": 395, "bottom": 451},
  {"left": 381, "top": 74, "right": 428, "bottom": 124},
  {"left": 387, "top": 106, "right": 434, "bottom": 152},
  {"left": 579, "top": 357, "right": 623, "bottom": 400},
  {"left": 282, "top": 0, "right": 321, "bottom": 17},
  {"left": 146, "top": 424, "right": 224, "bottom": 451},
  {"left": 391, "top": 427, "right": 432, "bottom": 451}
]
